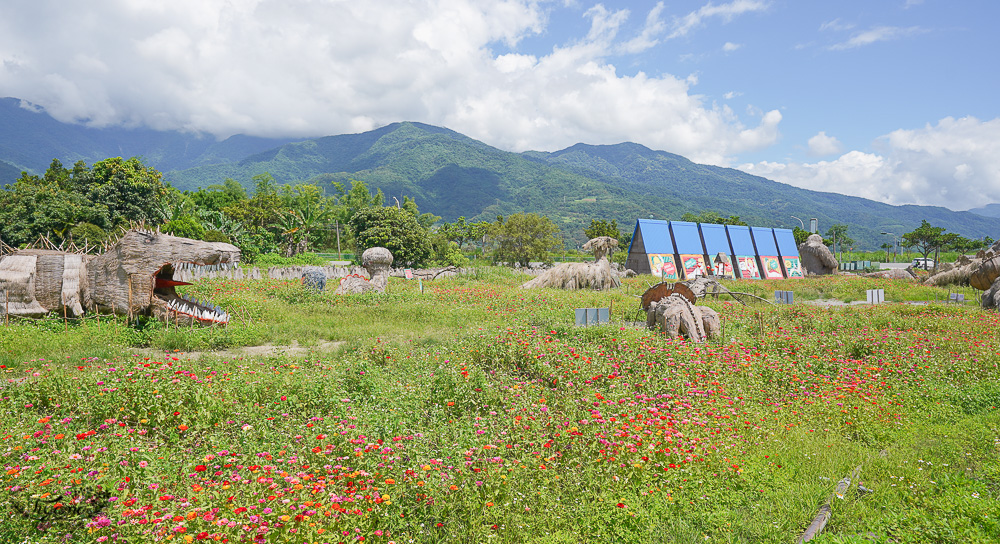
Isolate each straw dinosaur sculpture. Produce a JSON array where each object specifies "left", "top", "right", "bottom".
[
  {"left": 521, "top": 236, "right": 621, "bottom": 290},
  {"left": 798, "top": 234, "right": 838, "bottom": 275},
  {"left": 334, "top": 247, "right": 393, "bottom": 295},
  {"left": 0, "top": 229, "right": 239, "bottom": 325},
  {"left": 970, "top": 241, "right": 1000, "bottom": 310}
]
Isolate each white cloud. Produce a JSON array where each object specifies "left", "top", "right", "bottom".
[
  {"left": 620, "top": 2, "right": 667, "bottom": 54},
  {"left": 807, "top": 131, "right": 842, "bottom": 156},
  {"left": 668, "top": 0, "right": 769, "bottom": 40},
  {"left": 829, "top": 25, "right": 925, "bottom": 50},
  {"left": 723, "top": 91, "right": 742, "bottom": 99},
  {"left": 722, "top": 42, "right": 743, "bottom": 52},
  {"left": 739, "top": 116, "right": 1000, "bottom": 210},
  {"left": 0, "top": 0, "right": 779, "bottom": 164}
]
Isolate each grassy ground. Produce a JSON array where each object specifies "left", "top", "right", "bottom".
[{"left": 1, "top": 271, "right": 998, "bottom": 543}]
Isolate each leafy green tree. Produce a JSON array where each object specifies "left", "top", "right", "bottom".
[
  {"left": 902, "top": 220, "right": 947, "bottom": 260},
  {"left": 680, "top": 211, "right": 748, "bottom": 226},
  {"left": 349, "top": 206, "right": 432, "bottom": 267},
  {"left": 825, "top": 224, "right": 854, "bottom": 253},
  {"left": 162, "top": 215, "right": 206, "bottom": 240},
  {"left": 401, "top": 196, "right": 441, "bottom": 230},
  {"left": 0, "top": 168, "right": 106, "bottom": 246},
  {"left": 584, "top": 219, "right": 620, "bottom": 240},
  {"left": 70, "top": 222, "right": 106, "bottom": 247},
  {"left": 75, "top": 157, "right": 169, "bottom": 227},
  {"left": 491, "top": 213, "right": 562, "bottom": 267},
  {"left": 792, "top": 227, "right": 811, "bottom": 245},
  {"left": 189, "top": 178, "right": 248, "bottom": 212},
  {"left": 278, "top": 184, "right": 336, "bottom": 256}
]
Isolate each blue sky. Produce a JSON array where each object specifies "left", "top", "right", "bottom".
[{"left": 1, "top": 0, "right": 999, "bottom": 210}]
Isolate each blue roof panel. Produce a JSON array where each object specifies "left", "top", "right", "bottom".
[
  {"left": 699, "top": 223, "right": 732, "bottom": 256},
  {"left": 669, "top": 221, "right": 704, "bottom": 254},
  {"left": 635, "top": 219, "right": 674, "bottom": 254},
  {"left": 726, "top": 225, "right": 756, "bottom": 255},
  {"left": 773, "top": 228, "right": 800, "bottom": 257},
  {"left": 751, "top": 227, "right": 779, "bottom": 255}
]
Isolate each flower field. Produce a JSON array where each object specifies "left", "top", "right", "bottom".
[{"left": 2, "top": 271, "right": 998, "bottom": 543}]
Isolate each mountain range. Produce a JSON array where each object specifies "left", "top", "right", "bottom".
[{"left": 2, "top": 96, "right": 996, "bottom": 249}]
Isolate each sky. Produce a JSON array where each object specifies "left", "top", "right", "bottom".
[{"left": 2, "top": 0, "right": 999, "bottom": 211}]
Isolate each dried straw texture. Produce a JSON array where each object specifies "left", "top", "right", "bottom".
[
  {"left": 61, "top": 254, "right": 85, "bottom": 317},
  {"left": 798, "top": 234, "right": 838, "bottom": 275},
  {"left": 970, "top": 241, "right": 1000, "bottom": 290},
  {"left": 521, "top": 237, "right": 621, "bottom": 290},
  {"left": 924, "top": 255, "right": 980, "bottom": 287},
  {"left": 0, "top": 254, "right": 46, "bottom": 316}
]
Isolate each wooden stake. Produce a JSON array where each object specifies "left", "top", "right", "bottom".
[
  {"left": 63, "top": 304, "right": 68, "bottom": 334},
  {"left": 127, "top": 277, "right": 133, "bottom": 323}
]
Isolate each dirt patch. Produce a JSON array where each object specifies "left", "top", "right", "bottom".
[{"left": 150, "top": 340, "right": 345, "bottom": 360}]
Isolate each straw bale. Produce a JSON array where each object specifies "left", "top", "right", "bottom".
[
  {"left": 34, "top": 254, "right": 66, "bottom": 311},
  {"left": 61, "top": 254, "right": 85, "bottom": 317},
  {"left": 0, "top": 255, "right": 46, "bottom": 316}
]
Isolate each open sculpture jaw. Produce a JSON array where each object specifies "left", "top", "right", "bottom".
[
  {"left": 87, "top": 230, "right": 241, "bottom": 327},
  {"left": 152, "top": 261, "right": 236, "bottom": 325}
]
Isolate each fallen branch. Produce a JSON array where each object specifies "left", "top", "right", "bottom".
[{"left": 797, "top": 465, "right": 861, "bottom": 543}]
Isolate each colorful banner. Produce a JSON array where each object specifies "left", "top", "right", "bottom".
[
  {"left": 783, "top": 256, "right": 803, "bottom": 279},
  {"left": 710, "top": 253, "right": 735, "bottom": 279},
  {"left": 648, "top": 254, "right": 679, "bottom": 280},
  {"left": 760, "top": 256, "right": 785, "bottom": 279},
  {"left": 736, "top": 256, "right": 761, "bottom": 279},
  {"left": 679, "top": 254, "right": 709, "bottom": 279}
]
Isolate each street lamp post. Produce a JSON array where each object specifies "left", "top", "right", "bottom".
[
  {"left": 880, "top": 232, "right": 897, "bottom": 263},
  {"left": 790, "top": 216, "right": 804, "bottom": 230}
]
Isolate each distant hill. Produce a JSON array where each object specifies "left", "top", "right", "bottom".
[
  {"left": 0, "top": 97, "right": 303, "bottom": 176},
  {"left": 0, "top": 160, "right": 19, "bottom": 184},
  {"left": 164, "top": 123, "right": 998, "bottom": 248},
  {"left": 968, "top": 203, "right": 1000, "bottom": 218},
  {"left": 1, "top": 98, "right": 996, "bottom": 249}
]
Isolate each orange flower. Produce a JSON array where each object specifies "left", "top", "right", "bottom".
[
  {"left": 178, "top": 425, "right": 189, "bottom": 431},
  {"left": 449, "top": 485, "right": 458, "bottom": 491},
  {"left": 385, "top": 479, "right": 395, "bottom": 485}
]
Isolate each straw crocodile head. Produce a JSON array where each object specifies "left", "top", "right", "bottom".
[{"left": 0, "top": 229, "right": 240, "bottom": 326}]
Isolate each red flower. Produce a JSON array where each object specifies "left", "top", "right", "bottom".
[
  {"left": 197, "top": 532, "right": 209, "bottom": 540},
  {"left": 194, "top": 465, "right": 207, "bottom": 472},
  {"left": 315, "top": 434, "right": 326, "bottom": 440},
  {"left": 617, "top": 503, "right": 625, "bottom": 508}
]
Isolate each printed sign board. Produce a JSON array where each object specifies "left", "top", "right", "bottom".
[
  {"left": 678, "top": 254, "right": 709, "bottom": 280},
  {"left": 736, "top": 256, "right": 761, "bottom": 279},
  {"left": 648, "top": 254, "right": 679, "bottom": 281},
  {"left": 760, "top": 256, "right": 784, "bottom": 279},
  {"left": 783, "top": 257, "right": 804, "bottom": 279}
]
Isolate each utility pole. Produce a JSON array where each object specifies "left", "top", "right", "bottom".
[{"left": 335, "top": 220, "right": 342, "bottom": 260}]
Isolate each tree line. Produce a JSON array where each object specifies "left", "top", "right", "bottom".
[{"left": 0, "top": 157, "right": 611, "bottom": 267}]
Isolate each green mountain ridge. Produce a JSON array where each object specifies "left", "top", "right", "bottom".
[
  {"left": 0, "top": 97, "right": 303, "bottom": 174},
  {"left": 164, "top": 122, "right": 998, "bottom": 248},
  {"left": 2, "top": 100, "right": 996, "bottom": 250}
]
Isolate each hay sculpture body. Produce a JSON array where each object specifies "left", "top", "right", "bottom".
[
  {"left": 646, "top": 294, "right": 721, "bottom": 343},
  {"left": 0, "top": 230, "right": 239, "bottom": 325},
  {"left": 969, "top": 241, "right": 1000, "bottom": 309},
  {"left": 798, "top": 234, "right": 838, "bottom": 275},
  {"left": 924, "top": 254, "right": 980, "bottom": 287},
  {"left": 521, "top": 236, "right": 620, "bottom": 290},
  {"left": 334, "top": 247, "right": 393, "bottom": 295},
  {"left": 641, "top": 281, "right": 721, "bottom": 343}
]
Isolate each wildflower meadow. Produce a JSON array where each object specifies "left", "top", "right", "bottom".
[{"left": 1, "top": 270, "right": 998, "bottom": 543}]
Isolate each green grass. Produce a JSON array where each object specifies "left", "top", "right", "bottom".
[{"left": 1, "top": 271, "right": 998, "bottom": 543}]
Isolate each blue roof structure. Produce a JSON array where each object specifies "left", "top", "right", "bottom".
[
  {"left": 773, "top": 228, "right": 800, "bottom": 257},
  {"left": 725, "top": 225, "right": 756, "bottom": 255},
  {"left": 699, "top": 223, "right": 732, "bottom": 256},
  {"left": 629, "top": 219, "right": 674, "bottom": 254},
  {"left": 669, "top": 221, "right": 704, "bottom": 254},
  {"left": 750, "top": 226, "right": 779, "bottom": 255}
]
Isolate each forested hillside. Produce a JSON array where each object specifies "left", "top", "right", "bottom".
[{"left": 3, "top": 98, "right": 997, "bottom": 249}]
